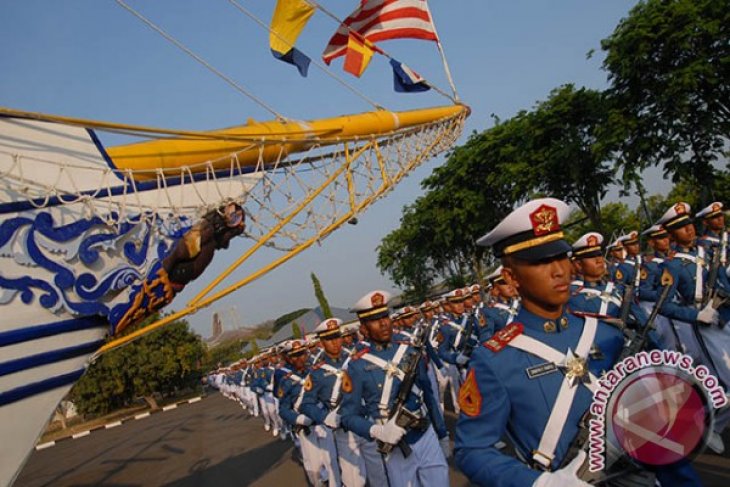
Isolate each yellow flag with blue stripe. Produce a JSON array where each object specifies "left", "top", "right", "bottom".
[{"left": 270, "top": 0, "right": 315, "bottom": 77}]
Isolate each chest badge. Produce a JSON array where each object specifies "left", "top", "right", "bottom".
[{"left": 558, "top": 348, "right": 590, "bottom": 388}]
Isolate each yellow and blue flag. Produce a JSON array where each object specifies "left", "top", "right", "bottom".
[
  {"left": 270, "top": 0, "right": 315, "bottom": 77},
  {"left": 389, "top": 58, "right": 430, "bottom": 92}
]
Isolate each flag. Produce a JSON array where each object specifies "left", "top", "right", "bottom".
[
  {"left": 390, "top": 58, "right": 430, "bottom": 92},
  {"left": 323, "top": 0, "right": 438, "bottom": 65},
  {"left": 343, "top": 32, "right": 376, "bottom": 77},
  {"left": 270, "top": 0, "right": 315, "bottom": 77}
]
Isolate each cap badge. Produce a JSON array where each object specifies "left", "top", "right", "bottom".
[
  {"left": 530, "top": 204, "right": 559, "bottom": 236},
  {"left": 712, "top": 203, "right": 722, "bottom": 212},
  {"left": 371, "top": 292, "right": 384, "bottom": 307},
  {"left": 674, "top": 203, "right": 686, "bottom": 214},
  {"left": 587, "top": 235, "right": 598, "bottom": 247}
]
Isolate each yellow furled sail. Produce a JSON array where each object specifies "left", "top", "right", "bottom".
[{"left": 106, "top": 105, "right": 465, "bottom": 180}]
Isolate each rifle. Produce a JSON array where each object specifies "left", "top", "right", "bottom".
[
  {"left": 617, "top": 281, "right": 635, "bottom": 328},
  {"left": 457, "top": 313, "right": 477, "bottom": 359},
  {"left": 377, "top": 328, "right": 428, "bottom": 458},
  {"left": 561, "top": 270, "right": 674, "bottom": 484},
  {"left": 703, "top": 232, "right": 728, "bottom": 312}
]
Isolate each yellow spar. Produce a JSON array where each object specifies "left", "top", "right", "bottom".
[{"left": 105, "top": 105, "right": 467, "bottom": 180}]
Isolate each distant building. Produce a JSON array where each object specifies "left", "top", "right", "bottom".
[{"left": 211, "top": 312, "right": 223, "bottom": 339}]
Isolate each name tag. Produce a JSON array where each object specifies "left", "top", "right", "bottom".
[{"left": 525, "top": 362, "right": 558, "bottom": 379}]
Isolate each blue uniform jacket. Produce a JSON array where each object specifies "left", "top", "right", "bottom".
[
  {"left": 300, "top": 351, "right": 349, "bottom": 424},
  {"left": 454, "top": 307, "right": 701, "bottom": 487},
  {"left": 660, "top": 245, "right": 730, "bottom": 323},
  {"left": 638, "top": 253, "right": 668, "bottom": 302},
  {"left": 438, "top": 314, "right": 478, "bottom": 364},
  {"left": 478, "top": 300, "right": 518, "bottom": 341},
  {"left": 341, "top": 340, "right": 447, "bottom": 444},
  {"left": 569, "top": 280, "right": 649, "bottom": 326},
  {"left": 454, "top": 308, "right": 624, "bottom": 486},
  {"left": 276, "top": 366, "right": 310, "bottom": 426}
]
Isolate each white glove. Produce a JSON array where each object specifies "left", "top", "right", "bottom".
[
  {"left": 369, "top": 417, "right": 406, "bottom": 445},
  {"left": 296, "top": 414, "right": 313, "bottom": 426},
  {"left": 324, "top": 410, "right": 341, "bottom": 429},
  {"left": 455, "top": 353, "right": 469, "bottom": 366},
  {"left": 697, "top": 303, "right": 720, "bottom": 326},
  {"left": 439, "top": 436, "right": 452, "bottom": 459},
  {"left": 533, "top": 450, "right": 590, "bottom": 487}
]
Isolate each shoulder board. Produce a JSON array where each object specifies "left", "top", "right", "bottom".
[
  {"left": 351, "top": 348, "right": 370, "bottom": 360},
  {"left": 284, "top": 371, "right": 293, "bottom": 379},
  {"left": 483, "top": 322, "right": 524, "bottom": 353},
  {"left": 311, "top": 361, "right": 324, "bottom": 371}
]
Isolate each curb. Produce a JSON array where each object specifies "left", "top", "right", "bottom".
[{"left": 35, "top": 396, "right": 205, "bottom": 450}]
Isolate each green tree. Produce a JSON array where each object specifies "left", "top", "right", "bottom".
[
  {"left": 378, "top": 86, "right": 619, "bottom": 295},
  {"left": 70, "top": 314, "right": 205, "bottom": 416},
  {"left": 292, "top": 321, "right": 302, "bottom": 339},
  {"left": 520, "top": 85, "right": 616, "bottom": 231},
  {"left": 564, "top": 202, "right": 641, "bottom": 245},
  {"left": 600, "top": 0, "right": 730, "bottom": 204},
  {"left": 311, "top": 272, "right": 333, "bottom": 318}
]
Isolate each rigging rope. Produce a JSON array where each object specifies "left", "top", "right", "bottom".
[
  {"left": 305, "top": 0, "right": 458, "bottom": 104},
  {"left": 115, "top": 0, "right": 287, "bottom": 122},
  {"left": 226, "top": 0, "right": 384, "bottom": 112}
]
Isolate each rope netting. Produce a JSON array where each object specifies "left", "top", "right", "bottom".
[
  {"left": 0, "top": 110, "right": 466, "bottom": 253},
  {"left": 243, "top": 112, "right": 466, "bottom": 252}
]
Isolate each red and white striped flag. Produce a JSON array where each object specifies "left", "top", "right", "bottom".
[{"left": 322, "top": 0, "right": 438, "bottom": 65}]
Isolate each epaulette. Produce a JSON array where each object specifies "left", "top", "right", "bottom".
[
  {"left": 311, "top": 361, "right": 324, "bottom": 371},
  {"left": 351, "top": 348, "right": 370, "bottom": 360},
  {"left": 484, "top": 323, "right": 524, "bottom": 352}
]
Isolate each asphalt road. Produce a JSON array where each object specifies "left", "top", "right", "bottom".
[{"left": 14, "top": 392, "right": 730, "bottom": 486}]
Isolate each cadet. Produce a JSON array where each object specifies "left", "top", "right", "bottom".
[
  {"left": 419, "top": 300, "right": 449, "bottom": 414},
  {"left": 454, "top": 198, "right": 700, "bottom": 487},
  {"left": 638, "top": 224, "right": 681, "bottom": 350},
  {"left": 301, "top": 318, "right": 383, "bottom": 487},
  {"left": 479, "top": 266, "right": 520, "bottom": 340},
  {"left": 342, "top": 290, "right": 450, "bottom": 487},
  {"left": 657, "top": 202, "right": 730, "bottom": 452},
  {"left": 612, "top": 231, "right": 643, "bottom": 296},
  {"left": 696, "top": 202, "right": 728, "bottom": 261},
  {"left": 568, "top": 231, "right": 649, "bottom": 328},
  {"left": 341, "top": 325, "right": 358, "bottom": 350},
  {"left": 606, "top": 237, "right": 625, "bottom": 281},
  {"left": 437, "top": 289, "right": 476, "bottom": 369},
  {"left": 278, "top": 340, "right": 339, "bottom": 486}
]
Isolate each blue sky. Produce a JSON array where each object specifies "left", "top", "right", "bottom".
[{"left": 1, "top": 1, "right": 652, "bottom": 337}]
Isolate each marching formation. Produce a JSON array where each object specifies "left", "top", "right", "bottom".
[{"left": 209, "top": 197, "right": 728, "bottom": 486}]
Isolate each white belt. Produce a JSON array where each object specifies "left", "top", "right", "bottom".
[
  {"left": 360, "top": 345, "right": 421, "bottom": 415},
  {"left": 507, "top": 317, "right": 599, "bottom": 469}
]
